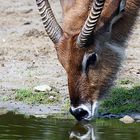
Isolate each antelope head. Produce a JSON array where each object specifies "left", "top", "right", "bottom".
[{"left": 36, "top": 0, "right": 124, "bottom": 121}]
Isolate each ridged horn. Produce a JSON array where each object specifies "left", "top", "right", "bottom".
[
  {"left": 77, "top": 0, "right": 105, "bottom": 48},
  {"left": 36, "top": 0, "right": 63, "bottom": 44}
]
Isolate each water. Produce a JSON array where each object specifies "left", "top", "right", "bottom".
[{"left": 0, "top": 112, "right": 140, "bottom": 140}]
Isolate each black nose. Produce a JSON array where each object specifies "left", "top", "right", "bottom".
[{"left": 69, "top": 108, "right": 89, "bottom": 121}]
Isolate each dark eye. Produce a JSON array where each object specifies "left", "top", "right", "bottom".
[
  {"left": 85, "top": 53, "right": 98, "bottom": 73},
  {"left": 82, "top": 52, "right": 98, "bottom": 73},
  {"left": 86, "top": 53, "right": 97, "bottom": 67}
]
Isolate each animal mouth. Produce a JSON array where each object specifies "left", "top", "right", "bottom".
[
  {"left": 70, "top": 102, "right": 98, "bottom": 121},
  {"left": 69, "top": 107, "right": 89, "bottom": 121}
]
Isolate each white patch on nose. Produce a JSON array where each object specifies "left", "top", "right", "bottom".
[
  {"left": 91, "top": 101, "right": 98, "bottom": 117},
  {"left": 71, "top": 101, "right": 98, "bottom": 120},
  {"left": 71, "top": 104, "right": 91, "bottom": 116}
]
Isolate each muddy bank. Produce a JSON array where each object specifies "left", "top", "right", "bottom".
[{"left": 0, "top": 101, "right": 63, "bottom": 117}]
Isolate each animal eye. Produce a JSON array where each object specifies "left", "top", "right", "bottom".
[
  {"left": 82, "top": 52, "right": 98, "bottom": 73},
  {"left": 87, "top": 53, "right": 97, "bottom": 65},
  {"left": 85, "top": 53, "right": 98, "bottom": 72}
]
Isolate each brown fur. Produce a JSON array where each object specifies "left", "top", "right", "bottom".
[{"left": 54, "top": 0, "right": 140, "bottom": 107}]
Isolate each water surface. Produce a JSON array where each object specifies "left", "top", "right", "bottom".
[{"left": 0, "top": 112, "right": 140, "bottom": 140}]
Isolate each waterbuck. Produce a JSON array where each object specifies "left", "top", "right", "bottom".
[{"left": 36, "top": 0, "right": 140, "bottom": 121}]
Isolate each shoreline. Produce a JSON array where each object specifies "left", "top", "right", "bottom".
[{"left": 0, "top": 100, "right": 140, "bottom": 122}]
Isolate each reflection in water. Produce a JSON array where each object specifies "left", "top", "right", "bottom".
[
  {"left": 70, "top": 123, "right": 96, "bottom": 140},
  {"left": 0, "top": 112, "right": 140, "bottom": 140}
]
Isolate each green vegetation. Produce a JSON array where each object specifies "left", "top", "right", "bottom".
[
  {"left": 3, "top": 87, "right": 60, "bottom": 105},
  {"left": 2, "top": 76, "right": 140, "bottom": 116},
  {"left": 99, "top": 85, "right": 140, "bottom": 114},
  {"left": 119, "top": 79, "right": 133, "bottom": 85},
  {"left": 61, "top": 97, "right": 70, "bottom": 112},
  {"left": 15, "top": 88, "right": 60, "bottom": 104}
]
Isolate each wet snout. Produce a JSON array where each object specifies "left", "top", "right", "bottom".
[
  {"left": 69, "top": 104, "right": 91, "bottom": 121},
  {"left": 69, "top": 102, "right": 98, "bottom": 121},
  {"left": 70, "top": 107, "right": 89, "bottom": 121}
]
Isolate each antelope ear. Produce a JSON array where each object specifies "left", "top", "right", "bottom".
[
  {"left": 95, "top": 0, "right": 126, "bottom": 33},
  {"left": 108, "top": 0, "right": 126, "bottom": 33}
]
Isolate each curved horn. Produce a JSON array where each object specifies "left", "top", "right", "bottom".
[
  {"left": 77, "top": 0, "right": 105, "bottom": 48},
  {"left": 36, "top": 0, "right": 63, "bottom": 44}
]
